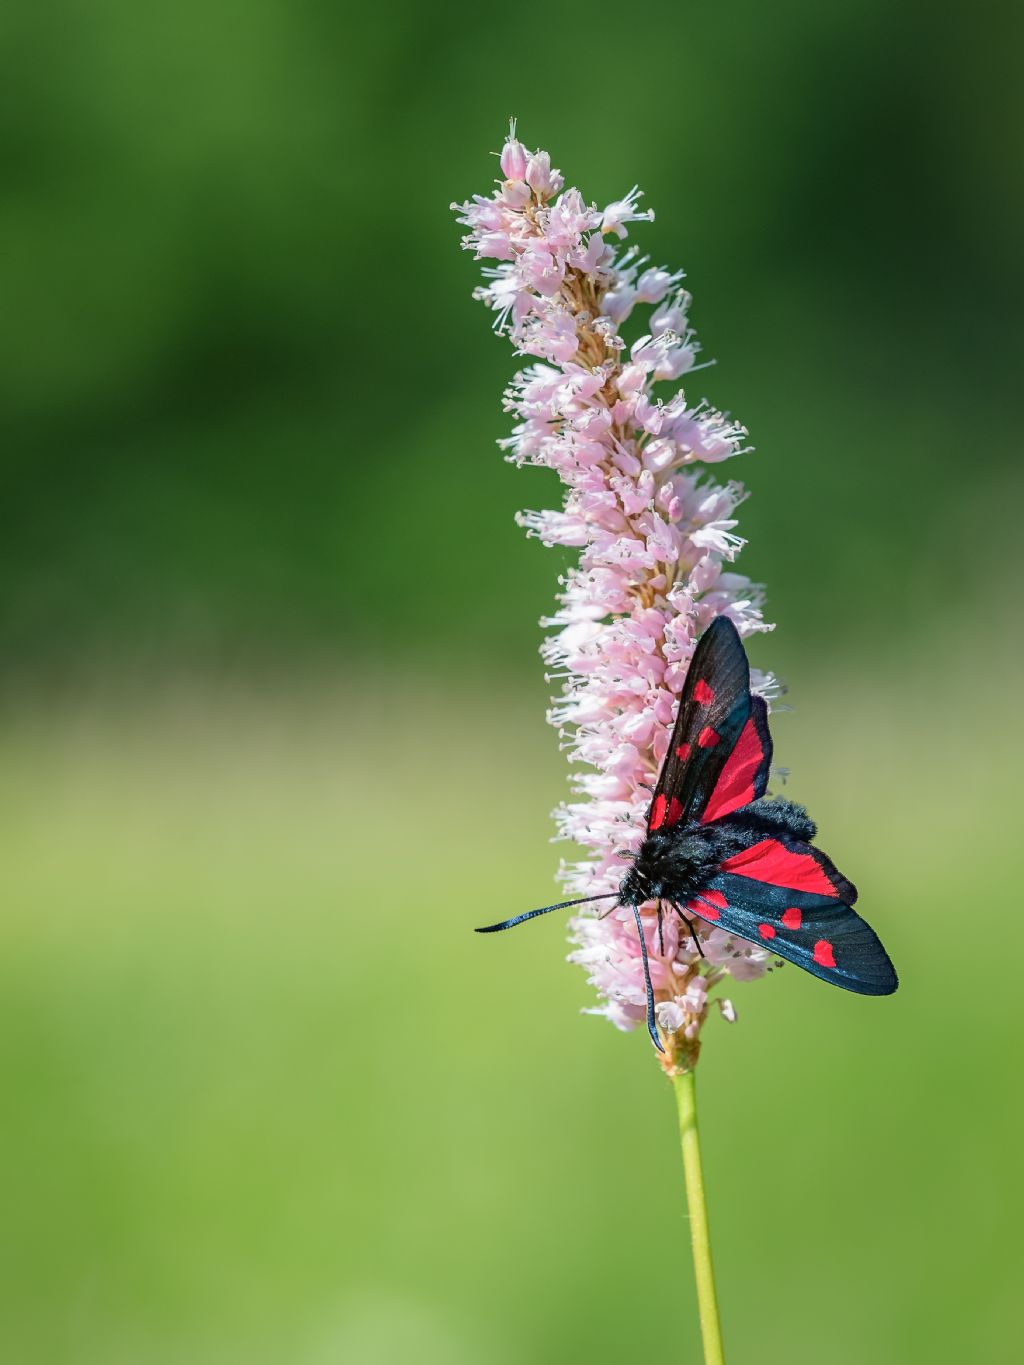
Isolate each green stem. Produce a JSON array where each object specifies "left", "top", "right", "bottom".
[{"left": 672, "top": 1068, "right": 726, "bottom": 1365}]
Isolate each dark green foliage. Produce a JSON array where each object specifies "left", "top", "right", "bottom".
[{"left": 0, "top": 1, "right": 1021, "bottom": 678}]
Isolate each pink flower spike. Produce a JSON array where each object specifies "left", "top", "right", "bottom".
[{"left": 453, "top": 131, "right": 773, "bottom": 1064}]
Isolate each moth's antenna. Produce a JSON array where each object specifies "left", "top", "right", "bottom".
[
  {"left": 631, "top": 903, "right": 664, "bottom": 1053},
  {"left": 475, "top": 893, "right": 619, "bottom": 934}
]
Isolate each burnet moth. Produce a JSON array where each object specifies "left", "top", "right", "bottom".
[{"left": 477, "top": 616, "right": 898, "bottom": 1051}]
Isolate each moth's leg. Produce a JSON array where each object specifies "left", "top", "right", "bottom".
[
  {"left": 690, "top": 918, "right": 706, "bottom": 959},
  {"left": 656, "top": 901, "right": 665, "bottom": 957},
  {"left": 672, "top": 902, "right": 706, "bottom": 959}
]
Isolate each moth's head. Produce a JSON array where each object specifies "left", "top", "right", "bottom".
[
  {"left": 620, "top": 829, "right": 698, "bottom": 906},
  {"left": 619, "top": 861, "right": 661, "bottom": 906}
]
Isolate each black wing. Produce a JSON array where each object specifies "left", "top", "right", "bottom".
[
  {"left": 647, "top": 616, "right": 771, "bottom": 832},
  {"left": 684, "top": 835, "right": 897, "bottom": 996}
]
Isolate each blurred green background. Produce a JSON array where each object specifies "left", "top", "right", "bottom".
[{"left": 2, "top": 2, "right": 1022, "bottom": 1362}]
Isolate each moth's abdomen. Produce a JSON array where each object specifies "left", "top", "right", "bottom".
[{"left": 730, "top": 796, "right": 817, "bottom": 843}]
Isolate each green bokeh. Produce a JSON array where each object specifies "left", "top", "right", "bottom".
[
  {"left": 1, "top": 3, "right": 1022, "bottom": 1362},
  {"left": 2, "top": 0, "right": 1021, "bottom": 674},
  {"left": 2, "top": 676, "right": 1022, "bottom": 1364}
]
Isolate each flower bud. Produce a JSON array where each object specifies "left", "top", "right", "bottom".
[
  {"left": 500, "top": 138, "right": 528, "bottom": 181},
  {"left": 636, "top": 268, "right": 676, "bottom": 304},
  {"left": 526, "top": 151, "right": 555, "bottom": 196}
]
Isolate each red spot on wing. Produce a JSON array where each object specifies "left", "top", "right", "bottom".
[
  {"left": 698, "top": 726, "right": 720, "bottom": 749},
  {"left": 701, "top": 715, "right": 764, "bottom": 823},
  {"left": 758, "top": 923, "right": 776, "bottom": 940},
  {"left": 687, "top": 889, "right": 726, "bottom": 921},
  {"left": 649, "top": 794, "right": 668, "bottom": 829},
  {"left": 781, "top": 906, "right": 802, "bottom": 930},
  {"left": 666, "top": 796, "right": 684, "bottom": 827},
  {"left": 720, "top": 839, "right": 837, "bottom": 896},
  {"left": 813, "top": 940, "right": 836, "bottom": 968},
  {"left": 694, "top": 679, "right": 715, "bottom": 705},
  {"left": 676, "top": 742, "right": 691, "bottom": 762}
]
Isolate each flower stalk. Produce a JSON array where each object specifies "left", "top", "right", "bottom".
[{"left": 673, "top": 1069, "right": 726, "bottom": 1365}]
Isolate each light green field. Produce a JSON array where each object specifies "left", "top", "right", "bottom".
[{"left": 0, "top": 663, "right": 1019, "bottom": 1364}]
